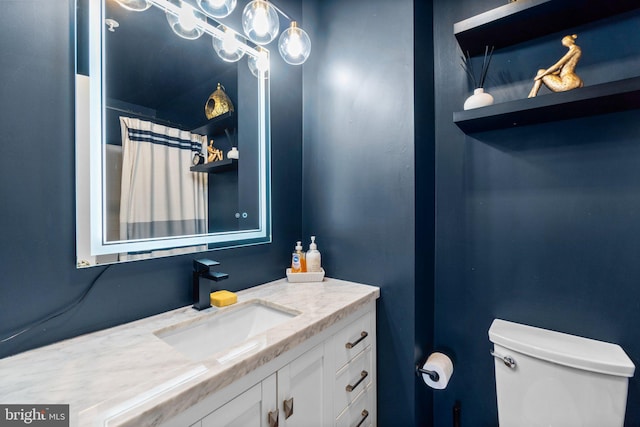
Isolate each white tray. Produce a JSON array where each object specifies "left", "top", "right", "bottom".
[{"left": 286, "top": 268, "right": 325, "bottom": 283}]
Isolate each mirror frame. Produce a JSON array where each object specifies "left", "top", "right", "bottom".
[{"left": 76, "top": 0, "right": 271, "bottom": 266}]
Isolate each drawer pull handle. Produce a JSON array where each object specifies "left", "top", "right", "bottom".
[
  {"left": 283, "top": 397, "right": 294, "bottom": 419},
  {"left": 345, "top": 331, "right": 368, "bottom": 349},
  {"left": 346, "top": 370, "right": 368, "bottom": 392},
  {"left": 268, "top": 409, "right": 279, "bottom": 427},
  {"left": 355, "top": 409, "right": 369, "bottom": 427}
]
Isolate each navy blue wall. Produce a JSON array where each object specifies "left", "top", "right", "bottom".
[
  {"left": 432, "top": 0, "right": 640, "bottom": 425},
  {"left": 414, "top": 0, "right": 436, "bottom": 425},
  {"left": 0, "top": 0, "right": 303, "bottom": 358},
  {"left": 301, "top": 0, "right": 433, "bottom": 425}
]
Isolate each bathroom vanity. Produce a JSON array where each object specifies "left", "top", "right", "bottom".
[{"left": 0, "top": 278, "right": 379, "bottom": 427}]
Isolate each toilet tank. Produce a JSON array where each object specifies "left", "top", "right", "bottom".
[{"left": 489, "top": 319, "right": 635, "bottom": 427}]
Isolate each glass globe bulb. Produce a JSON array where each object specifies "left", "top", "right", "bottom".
[
  {"left": 248, "top": 49, "right": 270, "bottom": 79},
  {"left": 278, "top": 22, "right": 311, "bottom": 65},
  {"left": 242, "top": 0, "right": 279, "bottom": 45},
  {"left": 166, "top": 1, "right": 205, "bottom": 40},
  {"left": 197, "top": 0, "right": 237, "bottom": 19},
  {"left": 213, "top": 25, "right": 246, "bottom": 62},
  {"left": 114, "top": 0, "right": 152, "bottom": 12}
]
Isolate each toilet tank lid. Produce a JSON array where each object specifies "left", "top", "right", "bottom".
[{"left": 489, "top": 319, "right": 635, "bottom": 378}]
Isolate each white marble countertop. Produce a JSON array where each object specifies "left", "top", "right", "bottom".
[{"left": 0, "top": 277, "right": 379, "bottom": 426}]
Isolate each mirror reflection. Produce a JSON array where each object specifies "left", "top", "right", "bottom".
[{"left": 76, "top": 0, "right": 271, "bottom": 268}]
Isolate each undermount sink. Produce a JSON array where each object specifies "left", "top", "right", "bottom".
[{"left": 155, "top": 300, "right": 299, "bottom": 362}]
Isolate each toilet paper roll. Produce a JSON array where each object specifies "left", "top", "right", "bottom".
[{"left": 421, "top": 352, "right": 454, "bottom": 390}]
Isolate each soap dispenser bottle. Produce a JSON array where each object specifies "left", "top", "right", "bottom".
[
  {"left": 291, "top": 241, "right": 306, "bottom": 273},
  {"left": 306, "top": 236, "right": 322, "bottom": 272}
]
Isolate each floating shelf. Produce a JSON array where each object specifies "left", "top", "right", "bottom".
[
  {"left": 190, "top": 158, "right": 237, "bottom": 173},
  {"left": 191, "top": 111, "right": 236, "bottom": 137},
  {"left": 453, "top": 77, "right": 640, "bottom": 133},
  {"left": 454, "top": 0, "right": 640, "bottom": 55}
]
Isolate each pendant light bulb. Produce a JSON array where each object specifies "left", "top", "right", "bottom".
[
  {"left": 178, "top": 3, "right": 197, "bottom": 31},
  {"left": 166, "top": 0, "right": 205, "bottom": 40},
  {"left": 287, "top": 32, "right": 302, "bottom": 57},
  {"left": 278, "top": 21, "right": 311, "bottom": 65},
  {"left": 213, "top": 25, "right": 246, "bottom": 62},
  {"left": 248, "top": 48, "right": 270, "bottom": 79},
  {"left": 253, "top": 6, "right": 269, "bottom": 36},
  {"left": 242, "top": 0, "right": 279, "bottom": 45},
  {"left": 222, "top": 32, "right": 238, "bottom": 52},
  {"left": 197, "top": 0, "right": 237, "bottom": 19}
]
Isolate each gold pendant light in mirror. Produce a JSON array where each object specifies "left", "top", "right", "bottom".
[{"left": 205, "top": 83, "right": 235, "bottom": 119}]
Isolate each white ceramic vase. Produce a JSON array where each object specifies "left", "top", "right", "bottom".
[{"left": 463, "top": 87, "right": 494, "bottom": 110}]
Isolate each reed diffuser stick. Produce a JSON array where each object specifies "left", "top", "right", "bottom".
[{"left": 461, "top": 46, "right": 494, "bottom": 89}]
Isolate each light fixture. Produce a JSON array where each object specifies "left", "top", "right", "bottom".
[
  {"left": 212, "top": 25, "right": 246, "bottom": 62},
  {"left": 114, "top": 0, "right": 152, "bottom": 11},
  {"left": 141, "top": 0, "right": 310, "bottom": 74},
  {"left": 241, "top": 0, "right": 311, "bottom": 64},
  {"left": 197, "top": 0, "right": 237, "bottom": 19},
  {"left": 278, "top": 21, "right": 310, "bottom": 65},
  {"left": 166, "top": 0, "right": 206, "bottom": 40},
  {"left": 242, "top": 0, "right": 279, "bottom": 45},
  {"left": 248, "top": 47, "right": 269, "bottom": 79}
]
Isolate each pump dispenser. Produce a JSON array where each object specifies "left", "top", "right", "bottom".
[
  {"left": 291, "top": 241, "right": 306, "bottom": 273},
  {"left": 306, "top": 236, "right": 322, "bottom": 272}
]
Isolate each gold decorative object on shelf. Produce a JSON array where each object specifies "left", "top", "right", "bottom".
[
  {"left": 205, "top": 83, "right": 235, "bottom": 119},
  {"left": 528, "top": 34, "right": 583, "bottom": 98},
  {"left": 207, "top": 140, "right": 223, "bottom": 163}
]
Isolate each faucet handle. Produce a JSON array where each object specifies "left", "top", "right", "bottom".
[
  {"left": 193, "top": 258, "right": 220, "bottom": 273},
  {"left": 207, "top": 271, "right": 229, "bottom": 281}
]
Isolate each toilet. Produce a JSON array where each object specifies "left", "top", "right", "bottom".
[{"left": 489, "top": 319, "right": 635, "bottom": 427}]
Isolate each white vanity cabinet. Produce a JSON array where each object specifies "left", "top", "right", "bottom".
[
  {"left": 163, "top": 303, "right": 376, "bottom": 427},
  {"left": 0, "top": 279, "right": 380, "bottom": 427}
]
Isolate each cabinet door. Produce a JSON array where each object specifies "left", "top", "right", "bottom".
[
  {"left": 278, "top": 344, "right": 331, "bottom": 427},
  {"left": 202, "top": 374, "right": 277, "bottom": 427}
]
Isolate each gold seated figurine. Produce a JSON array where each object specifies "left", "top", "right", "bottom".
[
  {"left": 528, "top": 34, "right": 583, "bottom": 98},
  {"left": 207, "top": 140, "right": 223, "bottom": 163}
]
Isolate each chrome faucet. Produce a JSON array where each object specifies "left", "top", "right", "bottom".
[{"left": 192, "top": 259, "right": 229, "bottom": 310}]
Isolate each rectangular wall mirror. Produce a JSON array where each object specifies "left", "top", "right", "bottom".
[{"left": 76, "top": 0, "right": 271, "bottom": 268}]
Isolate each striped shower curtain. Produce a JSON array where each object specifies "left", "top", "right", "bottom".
[{"left": 118, "top": 117, "right": 208, "bottom": 260}]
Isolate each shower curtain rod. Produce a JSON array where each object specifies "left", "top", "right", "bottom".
[{"left": 105, "top": 105, "right": 188, "bottom": 131}]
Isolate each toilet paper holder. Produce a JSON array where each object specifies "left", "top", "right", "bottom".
[
  {"left": 416, "top": 352, "right": 454, "bottom": 390},
  {"left": 415, "top": 364, "right": 440, "bottom": 382}
]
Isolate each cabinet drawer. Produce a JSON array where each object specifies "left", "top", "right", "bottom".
[
  {"left": 333, "top": 312, "right": 373, "bottom": 371},
  {"left": 335, "top": 385, "right": 373, "bottom": 427},
  {"left": 334, "top": 348, "right": 373, "bottom": 415}
]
